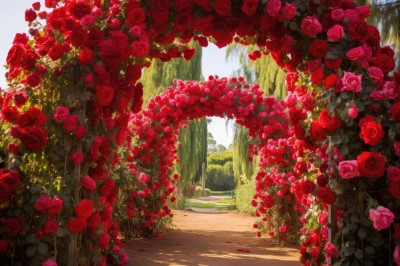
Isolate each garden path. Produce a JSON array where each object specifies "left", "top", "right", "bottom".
[{"left": 126, "top": 210, "right": 300, "bottom": 266}]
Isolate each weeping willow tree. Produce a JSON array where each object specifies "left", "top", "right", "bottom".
[
  {"left": 357, "top": 0, "right": 400, "bottom": 67},
  {"left": 140, "top": 42, "right": 207, "bottom": 194},
  {"left": 227, "top": 44, "right": 286, "bottom": 183}
]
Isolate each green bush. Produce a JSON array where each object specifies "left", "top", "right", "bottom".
[
  {"left": 206, "top": 162, "right": 235, "bottom": 191},
  {"left": 207, "top": 151, "right": 233, "bottom": 166},
  {"left": 194, "top": 186, "right": 212, "bottom": 197},
  {"left": 235, "top": 182, "right": 256, "bottom": 215}
]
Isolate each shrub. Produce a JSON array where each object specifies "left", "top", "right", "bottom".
[{"left": 235, "top": 182, "right": 256, "bottom": 215}]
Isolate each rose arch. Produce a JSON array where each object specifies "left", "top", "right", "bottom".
[{"left": 1, "top": 0, "right": 400, "bottom": 266}]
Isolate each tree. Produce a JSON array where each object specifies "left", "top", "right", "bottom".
[{"left": 140, "top": 42, "right": 207, "bottom": 194}]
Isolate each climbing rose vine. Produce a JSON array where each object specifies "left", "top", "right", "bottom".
[{"left": 0, "top": 0, "right": 399, "bottom": 265}]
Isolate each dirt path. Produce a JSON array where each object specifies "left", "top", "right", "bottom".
[{"left": 126, "top": 210, "right": 300, "bottom": 266}]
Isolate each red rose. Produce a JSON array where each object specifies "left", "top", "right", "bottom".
[
  {"left": 0, "top": 239, "right": 9, "bottom": 253},
  {"left": 324, "top": 74, "right": 337, "bottom": 88},
  {"left": 214, "top": 0, "right": 231, "bottom": 16},
  {"left": 7, "top": 143, "right": 19, "bottom": 155},
  {"left": 390, "top": 101, "right": 400, "bottom": 122},
  {"left": 68, "top": 27, "right": 87, "bottom": 47},
  {"left": 13, "top": 90, "right": 29, "bottom": 107},
  {"left": 318, "top": 109, "right": 341, "bottom": 132},
  {"left": 316, "top": 187, "right": 336, "bottom": 205},
  {"left": 310, "top": 121, "right": 326, "bottom": 140},
  {"left": 96, "top": 86, "right": 115, "bottom": 106},
  {"left": 182, "top": 47, "right": 196, "bottom": 61},
  {"left": 69, "top": 1, "right": 92, "bottom": 19},
  {"left": 359, "top": 120, "right": 384, "bottom": 146},
  {"left": 24, "top": 73, "right": 41, "bottom": 87},
  {"left": 43, "top": 219, "right": 58, "bottom": 234},
  {"left": 317, "top": 175, "right": 328, "bottom": 187},
  {"left": 98, "top": 233, "right": 110, "bottom": 250},
  {"left": 63, "top": 114, "right": 79, "bottom": 132},
  {"left": 25, "top": 8, "right": 37, "bottom": 22},
  {"left": 389, "top": 181, "right": 400, "bottom": 199},
  {"left": 308, "top": 39, "right": 330, "bottom": 58},
  {"left": 67, "top": 218, "right": 87, "bottom": 233},
  {"left": 1, "top": 105, "right": 19, "bottom": 123},
  {"left": 81, "top": 176, "right": 96, "bottom": 191},
  {"left": 357, "top": 152, "right": 385, "bottom": 178},
  {"left": 19, "top": 126, "right": 48, "bottom": 151},
  {"left": 127, "top": 8, "right": 146, "bottom": 25},
  {"left": 347, "top": 20, "right": 369, "bottom": 43},
  {"left": 17, "top": 106, "right": 47, "bottom": 128},
  {"left": 126, "top": 64, "right": 142, "bottom": 84},
  {"left": 75, "top": 125, "right": 87, "bottom": 138},
  {"left": 78, "top": 47, "right": 93, "bottom": 65},
  {"left": 374, "top": 53, "right": 395, "bottom": 73},
  {"left": 311, "top": 68, "right": 324, "bottom": 85},
  {"left": 71, "top": 151, "right": 84, "bottom": 165},
  {"left": 0, "top": 217, "right": 24, "bottom": 236},
  {"left": 300, "top": 180, "right": 316, "bottom": 194},
  {"left": 48, "top": 44, "right": 65, "bottom": 60},
  {"left": 6, "top": 43, "right": 25, "bottom": 67},
  {"left": 131, "top": 40, "right": 149, "bottom": 57},
  {"left": 324, "top": 57, "right": 342, "bottom": 70},
  {"left": 75, "top": 199, "right": 94, "bottom": 219},
  {"left": 87, "top": 212, "right": 101, "bottom": 230},
  {"left": 241, "top": 0, "right": 258, "bottom": 16}
]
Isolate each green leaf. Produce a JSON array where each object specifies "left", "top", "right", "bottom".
[
  {"left": 355, "top": 249, "right": 364, "bottom": 260},
  {"left": 26, "top": 246, "right": 37, "bottom": 257},
  {"left": 350, "top": 213, "right": 359, "bottom": 224},
  {"left": 343, "top": 246, "right": 355, "bottom": 256},
  {"left": 37, "top": 242, "right": 48, "bottom": 255},
  {"left": 365, "top": 246, "right": 375, "bottom": 256},
  {"left": 357, "top": 227, "right": 367, "bottom": 240}
]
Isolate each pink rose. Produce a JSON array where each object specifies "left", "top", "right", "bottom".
[
  {"left": 356, "top": 6, "right": 371, "bottom": 19},
  {"left": 388, "top": 167, "right": 400, "bottom": 182},
  {"left": 81, "top": 176, "right": 96, "bottom": 190},
  {"left": 42, "top": 260, "right": 58, "bottom": 266},
  {"left": 368, "top": 66, "right": 384, "bottom": 82},
  {"left": 394, "top": 245, "right": 400, "bottom": 266},
  {"left": 301, "top": 16, "right": 322, "bottom": 38},
  {"left": 381, "top": 81, "right": 398, "bottom": 100},
  {"left": 347, "top": 104, "right": 358, "bottom": 119},
  {"left": 327, "top": 25, "right": 344, "bottom": 41},
  {"left": 341, "top": 71, "right": 362, "bottom": 92},
  {"left": 63, "top": 114, "right": 79, "bottom": 132},
  {"left": 266, "top": 0, "right": 281, "bottom": 17},
  {"left": 54, "top": 106, "right": 69, "bottom": 122},
  {"left": 369, "top": 206, "right": 395, "bottom": 231},
  {"left": 338, "top": 160, "right": 360, "bottom": 179},
  {"left": 283, "top": 3, "right": 296, "bottom": 20},
  {"left": 324, "top": 243, "right": 339, "bottom": 258},
  {"left": 331, "top": 9, "right": 344, "bottom": 22},
  {"left": 346, "top": 47, "right": 364, "bottom": 61},
  {"left": 394, "top": 141, "right": 400, "bottom": 157}
]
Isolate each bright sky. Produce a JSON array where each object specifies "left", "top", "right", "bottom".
[{"left": 0, "top": 1, "right": 237, "bottom": 147}]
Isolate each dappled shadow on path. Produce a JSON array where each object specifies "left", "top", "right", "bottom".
[{"left": 126, "top": 211, "right": 300, "bottom": 266}]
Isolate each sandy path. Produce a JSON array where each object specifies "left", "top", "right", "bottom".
[{"left": 126, "top": 210, "right": 300, "bottom": 266}]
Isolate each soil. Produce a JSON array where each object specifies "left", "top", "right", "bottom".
[{"left": 126, "top": 210, "right": 300, "bottom": 266}]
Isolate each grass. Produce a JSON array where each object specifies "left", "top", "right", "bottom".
[
  {"left": 185, "top": 197, "right": 236, "bottom": 209},
  {"left": 210, "top": 190, "right": 235, "bottom": 196}
]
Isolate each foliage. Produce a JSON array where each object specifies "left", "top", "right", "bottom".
[
  {"left": 194, "top": 186, "right": 212, "bottom": 198},
  {"left": 235, "top": 182, "right": 256, "bottom": 215},
  {"left": 233, "top": 125, "right": 255, "bottom": 183},
  {"left": 207, "top": 151, "right": 233, "bottom": 166},
  {"left": 206, "top": 162, "right": 235, "bottom": 191}
]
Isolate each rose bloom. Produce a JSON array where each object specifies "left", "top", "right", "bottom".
[
  {"left": 19, "top": 126, "right": 48, "bottom": 151},
  {"left": 369, "top": 206, "right": 394, "bottom": 231},
  {"left": 318, "top": 109, "right": 341, "bottom": 132},
  {"left": 241, "top": 0, "right": 258, "bottom": 16},
  {"left": 341, "top": 71, "right": 362, "bottom": 92},
  {"left": 394, "top": 141, "right": 400, "bottom": 157},
  {"left": 283, "top": 3, "right": 296, "bottom": 20},
  {"left": 301, "top": 16, "right": 322, "bottom": 38},
  {"left": 327, "top": 24, "right": 344, "bottom": 41},
  {"left": 316, "top": 187, "right": 336, "bottom": 205},
  {"left": 331, "top": 8, "right": 344, "bottom": 21},
  {"left": 338, "top": 160, "right": 360, "bottom": 179},
  {"left": 346, "top": 47, "right": 364, "bottom": 61},
  {"left": 70, "top": 151, "right": 84, "bottom": 165},
  {"left": 54, "top": 106, "right": 69, "bottom": 122},
  {"left": 63, "top": 114, "right": 79, "bottom": 132},
  {"left": 41, "top": 260, "right": 58, "bottom": 266},
  {"left": 388, "top": 167, "right": 400, "bottom": 182},
  {"left": 359, "top": 120, "right": 384, "bottom": 146},
  {"left": 75, "top": 199, "right": 94, "bottom": 219},
  {"left": 43, "top": 219, "right": 58, "bottom": 234},
  {"left": 266, "top": 0, "right": 281, "bottom": 17},
  {"left": 67, "top": 218, "right": 87, "bottom": 233},
  {"left": 96, "top": 85, "right": 115, "bottom": 106},
  {"left": 310, "top": 120, "right": 326, "bottom": 140},
  {"left": 324, "top": 243, "right": 339, "bottom": 258},
  {"left": 390, "top": 101, "right": 400, "bottom": 122},
  {"left": 347, "top": 104, "right": 358, "bottom": 118},
  {"left": 394, "top": 245, "right": 400, "bottom": 265},
  {"left": 81, "top": 176, "right": 96, "bottom": 190},
  {"left": 357, "top": 151, "right": 385, "bottom": 178}
]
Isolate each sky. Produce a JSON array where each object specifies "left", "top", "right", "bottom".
[{"left": 0, "top": 1, "right": 237, "bottom": 147}]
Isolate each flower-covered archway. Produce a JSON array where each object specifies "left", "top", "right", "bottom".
[{"left": 1, "top": 0, "right": 400, "bottom": 265}]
